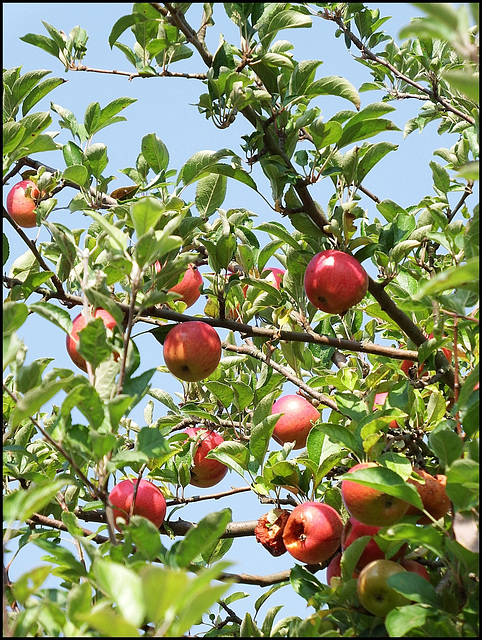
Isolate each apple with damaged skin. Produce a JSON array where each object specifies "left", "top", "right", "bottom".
[
  {"left": 182, "top": 426, "right": 228, "bottom": 488},
  {"left": 303, "top": 249, "right": 368, "bottom": 315},
  {"left": 341, "top": 462, "right": 409, "bottom": 527},
  {"left": 282, "top": 501, "right": 343, "bottom": 564},
  {"left": 109, "top": 478, "right": 166, "bottom": 532},
  {"left": 255, "top": 508, "right": 290, "bottom": 557},
  {"left": 406, "top": 468, "right": 450, "bottom": 524},
  {"left": 6, "top": 179, "right": 41, "bottom": 228},
  {"left": 271, "top": 394, "right": 320, "bottom": 450},
  {"left": 163, "top": 321, "right": 221, "bottom": 382},
  {"left": 66, "top": 308, "right": 118, "bottom": 372},
  {"left": 357, "top": 559, "right": 410, "bottom": 617},
  {"left": 155, "top": 261, "right": 203, "bottom": 308}
]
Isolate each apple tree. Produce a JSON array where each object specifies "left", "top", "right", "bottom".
[{"left": 3, "top": 3, "right": 479, "bottom": 637}]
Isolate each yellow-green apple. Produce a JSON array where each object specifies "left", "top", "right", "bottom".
[
  {"left": 372, "top": 392, "right": 398, "bottom": 430},
  {"left": 282, "top": 501, "right": 343, "bottom": 564},
  {"left": 406, "top": 468, "right": 450, "bottom": 523},
  {"left": 6, "top": 179, "right": 40, "bottom": 228},
  {"left": 66, "top": 308, "right": 118, "bottom": 372},
  {"left": 357, "top": 559, "right": 410, "bottom": 617},
  {"left": 155, "top": 261, "right": 203, "bottom": 308},
  {"left": 163, "top": 321, "right": 221, "bottom": 382},
  {"left": 109, "top": 478, "right": 166, "bottom": 531},
  {"left": 183, "top": 426, "right": 228, "bottom": 488},
  {"left": 255, "top": 508, "right": 290, "bottom": 556},
  {"left": 271, "top": 394, "right": 320, "bottom": 449},
  {"left": 401, "top": 558, "right": 430, "bottom": 581},
  {"left": 303, "top": 249, "right": 368, "bottom": 315},
  {"left": 341, "top": 462, "right": 409, "bottom": 526}
]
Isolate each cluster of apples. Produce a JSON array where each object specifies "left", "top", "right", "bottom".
[{"left": 108, "top": 425, "right": 229, "bottom": 531}]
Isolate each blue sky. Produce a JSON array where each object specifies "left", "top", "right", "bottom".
[{"left": 3, "top": 2, "right": 462, "bottom": 629}]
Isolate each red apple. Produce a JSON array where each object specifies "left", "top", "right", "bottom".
[
  {"left": 406, "top": 468, "right": 450, "bottom": 524},
  {"left": 326, "top": 552, "right": 359, "bottom": 585},
  {"left": 357, "top": 559, "right": 410, "bottom": 617},
  {"left": 401, "top": 333, "right": 452, "bottom": 377},
  {"left": 163, "top": 321, "right": 221, "bottom": 382},
  {"left": 156, "top": 262, "right": 203, "bottom": 308},
  {"left": 372, "top": 392, "right": 398, "bottom": 430},
  {"left": 183, "top": 426, "right": 228, "bottom": 488},
  {"left": 6, "top": 179, "right": 40, "bottom": 228},
  {"left": 271, "top": 394, "right": 320, "bottom": 450},
  {"left": 341, "top": 517, "right": 385, "bottom": 570},
  {"left": 401, "top": 559, "right": 430, "bottom": 581},
  {"left": 109, "top": 478, "right": 166, "bottom": 532},
  {"left": 303, "top": 249, "right": 368, "bottom": 315},
  {"left": 263, "top": 267, "right": 285, "bottom": 290},
  {"left": 66, "top": 308, "right": 118, "bottom": 372},
  {"left": 341, "top": 462, "right": 409, "bottom": 526},
  {"left": 282, "top": 501, "right": 343, "bottom": 564}
]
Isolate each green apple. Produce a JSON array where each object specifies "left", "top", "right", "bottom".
[{"left": 357, "top": 559, "right": 410, "bottom": 617}]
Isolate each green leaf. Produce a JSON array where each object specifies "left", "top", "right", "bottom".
[
  {"left": 317, "top": 424, "right": 362, "bottom": 457},
  {"left": 81, "top": 605, "right": 141, "bottom": 638},
  {"left": 306, "top": 76, "right": 361, "bottom": 110},
  {"left": 3, "top": 477, "right": 74, "bottom": 525},
  {"left": 249, "top": 414, "right": 280, "bottom": 466},
  {"left": 130, "top": 196, "right": 164, "bottom": 238},
  {"left": 174, "top": 509, "right": 232, "bottom": 568},
  {"left": 338, "top": 119, "right": 400, "bottom": 149},
  {"left": 206, "top": 441, "right": 249, "bottom": 477},
  {"left": 22, "top": 76, "right": 65, "bottom": 117},
  {"left": 195, "top": 173, "right": 227, "bottom": 217},
  {"left": 108, "top": 13, "right": 150, "bottom": 48},
  {"left": 85, "top": 143, "right": 108, "bottom": 179},
  {"left": 428, "top": 428, "right": 464, "bottom": 467},
  {"left": 3, "top": 301, "right": 28, "bottom": 335},
  {"left": 76, "top": 317, "right": 113, "bottom": 369},
  {"left": 141, "top": 133, "right": 169, "bottom": 174},
  {"left": 93, "top": 559, "right": 145, "bottom": 628},
  {"left": 10, "top": 376, "right": 73, "bottom": 429},
  {"left": 85, "top": 210, "right": 128, "bottom": 252},
  {"left": 385, "top": 604, "right": 437, "bottom": 638},
  {"left": 62, "top": 164, "right": 89, "bottom": 188},
  {"left": 414, "top": 257, "right": 479, "bottom": 298},
  {"left": 257, "top": 8, "right": 312, "bottom": 49},
  {"left": 387, "top": 572, "right": 438, "bottom": 607}
]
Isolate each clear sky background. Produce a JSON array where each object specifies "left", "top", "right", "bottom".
[{"left": 3, "top": 2, "right": 463, "bottom": 629}]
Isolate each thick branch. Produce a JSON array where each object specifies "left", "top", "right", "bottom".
[{"left": 2, "top": 275, "right": 421, "bottom": 363}]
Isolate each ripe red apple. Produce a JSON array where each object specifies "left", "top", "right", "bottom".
[
  {"left": 66, "top": 308, "right": 118, "bottom": 372},
  {"left": 263, "top": 267, "right": 285, "bottom": 290},
  {"left": 341, "top": 462, "right": 409, "bottom": 526},
  {"left": 303, "top": 249, "right": 368, "bottom": 315},
  {"left": 326, "top": 552, "right": 360, "bottom": 586},
  {"left": 6, "top": 179, "right": 40, "bottom": 228},
  {"left": 372, "top": 392, "right": 398, "bottom": 430},
  {"left": 183, "top": 426, "right": 228, "bottom": 488},
  {"left": 406, "top": 468, "right": 450, "bottom": 524},
  {"left": 155, "top": 262, "right": 203, "bottom": 308},
  {"left": 282, "top": 501, "right": 343, "bottom": 564},
  {"left": 271, "top": 394, "right": 320, "bottom": 450},
  {"left": 401, "top": 559, "right": 430, "bottom": 581},
  {"left": 163, "top": 321, "right": 221, "bottom": 382},
  {"left": 401, "top": 333, "right": 452, "bottom": 377},
  {"left": 357, "top": 559, "right": 410, "bottom": 617},
  {"left": 341, "top": 517, "right": 385, "bottom": 571},
  {"left": 109, "top": 478, "right": 166, "bottom": 532}
]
